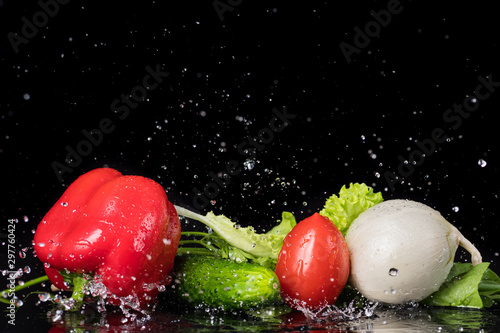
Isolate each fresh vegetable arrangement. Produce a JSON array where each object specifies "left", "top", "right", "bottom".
[{"left": 2, "top": 168, "right": 500, "bottom": 318}]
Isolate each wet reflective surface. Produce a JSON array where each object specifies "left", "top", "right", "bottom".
[{"left": 8, "top": 297, "right": 500, "bottom": 332}]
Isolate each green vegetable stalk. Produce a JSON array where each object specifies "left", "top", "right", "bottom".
[{"left": 174, "top": 206, "right": 296, "bottom": 268}]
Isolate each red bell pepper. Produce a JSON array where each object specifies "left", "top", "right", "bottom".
[{"left": 34, "top": 168, "right": 181, "bottom": 307}]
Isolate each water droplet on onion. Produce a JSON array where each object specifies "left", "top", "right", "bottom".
[{"left": 388, "top": 268, "right": 399, "bottom": 277}]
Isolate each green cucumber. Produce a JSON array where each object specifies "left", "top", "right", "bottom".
[{"left": 171, "top": 255, "right": 281, "bottom": 310}]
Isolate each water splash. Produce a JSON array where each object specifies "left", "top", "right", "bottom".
[
  {"left": 294, "top": 299, "right": 379, "bottom": 322},
  {"left": 45, "top": 276, "right": 156, "bottom": 326}
]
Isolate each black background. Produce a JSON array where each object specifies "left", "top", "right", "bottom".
[{"left": 1, "top": 0, "right": 499, "bottom": 329}]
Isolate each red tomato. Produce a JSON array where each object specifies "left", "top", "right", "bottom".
[{"left": 275, "top": 213, "right": 350, "bottom": 311}]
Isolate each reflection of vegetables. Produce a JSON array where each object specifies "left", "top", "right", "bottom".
[
  {"left": 172, "top": 255, "right": 281, "bottom": 310},
  {"left": 430, "top": 306, "right": 496, "bottom": 331},
  {"left": 423, "top": 262, "right": 500, "bottom": 308},
  {"left": 275, "top": 213, "right": 350, "bottom": 311},
  {"left": 33, "top": 168, "right": 181, "bottom": 308},
  {"left": 345, "top": 199, "right": 482, "bottom": 304}
]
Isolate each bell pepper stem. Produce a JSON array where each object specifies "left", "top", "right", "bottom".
[{"left": 70, "top": 275, "right": 89, "bottom": 305}]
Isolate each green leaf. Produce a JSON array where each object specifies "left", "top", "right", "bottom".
[
  {"left": 478, "top": 265, "right": 500, "bottom": 307},
  {"left": 319, "top": 183, "right": 383, "bottom": 235},
  {"left": 266, "top": 212, "right": 296, "bottom": 236},
  {"left": 422, "top": 262, "right": 499, "bottom": 309}
]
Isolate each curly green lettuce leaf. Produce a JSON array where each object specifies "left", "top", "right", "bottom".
[
  {"left": 319, "top": 182, "right": 383, "bottom": 235},
  {"left": 265, "top": 211, "right": 296, "bottom": 236},
  {"left": 422, "top": 262, "right": 500, "bottom": 308},
  {"left": 175, "top": 206, "right": 296, "bottom": 266}
]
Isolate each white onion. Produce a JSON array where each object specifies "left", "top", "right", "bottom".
[{"left": 345, "top": 199, "right": 482, "bottom": 304}]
